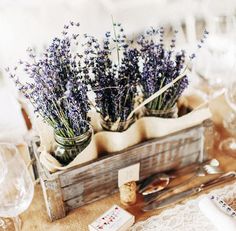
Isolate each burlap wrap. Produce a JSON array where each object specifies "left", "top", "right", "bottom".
[{"left": 38, "top": 96, "right": 211, "bottom": 172}]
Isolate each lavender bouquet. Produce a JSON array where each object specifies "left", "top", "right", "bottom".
[
  {"left": 8, "top": 22, "right": 92, "bottom": 164},
  {"left": 138, "top": 28, "right": 188, "bottom": 116},
  {"left": 85, "top": 23, "right": 141, "bottom": 131},
  {"left": 138, "top": 27, "right": 208, "bottom": 117}
]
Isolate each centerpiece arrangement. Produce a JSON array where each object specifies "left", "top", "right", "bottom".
[
  {"left": 8, "top": 21, "right": 211, "bottom": 221},
  {"left": 8, "top": 21, "right": 208, "bottom": 167}
]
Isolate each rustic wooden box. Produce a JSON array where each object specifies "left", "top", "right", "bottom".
[{"left": 31, "top": 119, "right": 212, "bottom": 221}]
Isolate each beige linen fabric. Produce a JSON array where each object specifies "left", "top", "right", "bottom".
[{"left": 39, "top": 105, "right": 211, "bottom": 172}]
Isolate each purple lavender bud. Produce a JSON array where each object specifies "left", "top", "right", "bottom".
[
  {"left": 139, "top": 26, "right": 190, "bottom": 110},
  {"left": 8, "top": 21, "right": 91, "bottom": 137},
  {"left": 189, "top": 53, "right": 196, "bottom": 60}
]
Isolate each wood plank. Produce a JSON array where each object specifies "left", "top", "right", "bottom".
[
  {"left": 63, "top": 150, "right": 202, "bottom": 210},
  {"left": 59, "top": 132, "right": 202, "bottom": 186},
  {"left": 33, "top": 122, "right": 203, "bottom": 181},
  {"left": 65, "top": 188, "right": 119, "bottom": 212},
  {"left": 60, "top": 140, "right": 197, "bottom": 187},
  {"left": 61, "top": 151, "right": 201, "bottom": 201},
  {"left": 31, "top": 120, "right": 211, "bottom": 221},
  {"left": 40, "top": 177, "right": 66, "bottom": 221}
]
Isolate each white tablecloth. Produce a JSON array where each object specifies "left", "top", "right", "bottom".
[{"left": 130, "top": 182, "right": 236, "bottom": 231}]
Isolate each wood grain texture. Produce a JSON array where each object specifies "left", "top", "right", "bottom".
[
  {"left": 40, "top": 177, "right": 66, "bottom": 221},
  {"left": 32, "top": 120, "right": 209, "bottom": 221}
]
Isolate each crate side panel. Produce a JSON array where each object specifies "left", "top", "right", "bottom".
[
  {"left": 60, "top": 138, "right": 196, "bottom": 187},
  {"left": 63, "top": 150, "right": 201, "bottom": 209},
  {"left": 61, "top": 138, "right": 201, "bottom": 201},
  {"left": 40, "top": 177, "right": 66, "bottom": 221},
  {"left": 59, "top": 127, "right": 202, "bottom": 187}
]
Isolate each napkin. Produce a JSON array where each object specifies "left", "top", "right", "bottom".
[{"left": 199, "top": 196, "right": 236, "bottom": 231}]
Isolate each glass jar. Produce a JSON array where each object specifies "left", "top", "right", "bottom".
[
  {"left": 53, "top": 127, "right": 92, "bottom": 165},
  {"left": 100, "top": 116, "right": 135, "bottom": 132},
  {"left": 143, "top": 104, "right": 178, "bottom": 118}
]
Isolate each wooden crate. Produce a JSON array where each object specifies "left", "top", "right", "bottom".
[{"left": 31, "top": 119, "right": 212, "bottom": 221}]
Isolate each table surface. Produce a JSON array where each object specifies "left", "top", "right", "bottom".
[
  {"left": 20, "top": 95, "right": 236, "bottom": 231},
  {"left": 16, "top": 93, "right": 236, "bottom": 231}
]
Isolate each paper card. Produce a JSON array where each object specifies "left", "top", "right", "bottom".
[
  {"left": 118, "top": 163, "right": 140, "bottom": 187},
  {"left": 88, "top": 205, "right": 134, "bottom": 231},
  {"left": 211, "top": 195, "right": 236, "bottom": 217}
]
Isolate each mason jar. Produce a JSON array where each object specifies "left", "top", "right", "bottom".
[
  {"left": 53, "top": 127, "right": 92, "bottom": 165},
  {"left": 100, "top": 115, "right": 135, "bottom": 132},
  {"left": 143, "top": 104, "right": 178, "bottom": 118}
]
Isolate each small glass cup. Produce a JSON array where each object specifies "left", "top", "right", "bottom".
[
  {"left": 0, "top": 143, "right": 34, "bottom": 231},
  {"left": 219, "top": 81, "right": 236, "bottom": 157}
]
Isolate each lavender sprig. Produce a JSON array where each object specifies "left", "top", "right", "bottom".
[
  {"left": 7, "top": 22, "right": 91, "bottom": 138},
  {"left": 86, "top": 23, "right": 141, "bottom": 123},
  {"left": 139, "top": 28, "right": 208, "bottom": 111}
]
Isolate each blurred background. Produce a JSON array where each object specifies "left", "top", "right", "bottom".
[{"left": 0, "top": 0, "right": 236, "bottom": 143}]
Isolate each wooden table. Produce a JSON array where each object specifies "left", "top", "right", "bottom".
[{"left": 20, "top": 95, "right": 236, "bottom": 231}]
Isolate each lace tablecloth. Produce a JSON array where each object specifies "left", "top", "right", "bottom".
[{"left": 130, "top": 182, "right": 236, "bottom": 231}]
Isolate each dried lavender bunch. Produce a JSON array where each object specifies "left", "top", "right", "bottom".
[
  {"left": 85, "top": 22, "right": 141, "bottom": 123},
  {"left": 138, "top": 27, "right": 187, "bottom": 111},
  {"left": 7, "top": 22, "right": 91, "bottom": 138},
  {"left": 138, "top": 28, "right": 208, "bottom": 111}
]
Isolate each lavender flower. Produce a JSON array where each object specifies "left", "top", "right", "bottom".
[
  {"left": 138, "top": 27, "right": 207, "bottom": 111},
  {"left": 86, "top": 23, "right": 141, "bottom": 123},
  {"left": 189, "top": 29, "right": 209, "bottom": 60},
  {"left": 7, "top": 22, "right": 91, "bottom": 138}
]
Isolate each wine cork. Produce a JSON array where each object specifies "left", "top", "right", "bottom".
[{"left": 119, "top": 181, "right": 137, "bottom": 206}]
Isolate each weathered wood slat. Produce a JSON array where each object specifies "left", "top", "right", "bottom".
[
  {"left": 65, "top": 188, "right": 119, "bottom": 212},
  {"left": 64, "top": 152, "right": 201, "bottom": 211},
  {"left": 40, "top": 177, "right": 66, "bottom": 221},
  {"left": 32, "top": 120, "right": 211, "bottom": 221},
  {"left": 61, "top": 150, "right": 200, "bottom": 201},
  {"left": 59, "top": 125, "right": 201, "bottom": 174},
  {"left": 59, "top": 136, "right": 201, "bottom": 186}
]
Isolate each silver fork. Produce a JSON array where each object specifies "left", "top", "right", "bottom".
[
  {"left": 144, "top": 159, "right": 223, "bottom": 203},
  {"left": 193, "top": 159, "right": 222, "bottom": 176}
]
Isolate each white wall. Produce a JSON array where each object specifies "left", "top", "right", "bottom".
[
  {"left": 0, "top": 0, "right": 235, "bottom": 143},
  {"left": 0, "top": 0, "right": 235, "bottom": 70}
]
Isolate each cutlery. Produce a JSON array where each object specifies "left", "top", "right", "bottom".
[
  {"left": 142, "top": 171, "right": 236, "bottom": 212},
  {"left": 139, "top": 159, "right": 215, "bottom": 195},
  {"left": 144, "top": 159, "right": 223, "bottom": 203},
  {"left": 139, "top": 173, "right": 174, "bottom": 195}
]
